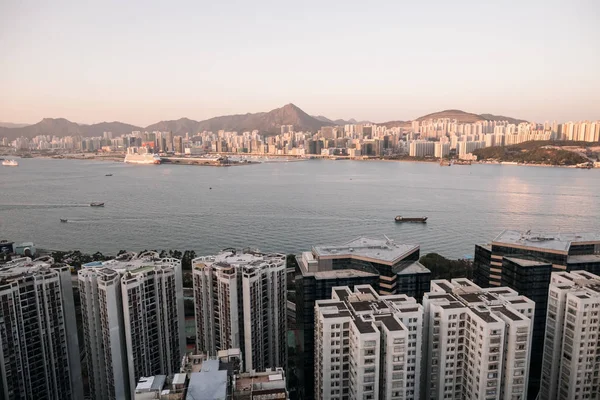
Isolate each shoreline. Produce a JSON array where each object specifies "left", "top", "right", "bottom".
[{"left": 7, "top": 153, "right": 598, "bottom": 169}]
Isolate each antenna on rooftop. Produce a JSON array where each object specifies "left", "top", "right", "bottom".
[{"left": 383, "top": 234, "right": 393, "bottom": 244}]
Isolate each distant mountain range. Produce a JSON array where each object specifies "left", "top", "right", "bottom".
[
  {"left": 0, "top": 122, "right": 29, "bottom": 128},
  {"left": 0, "top": 105, "right": 527, "bottom": 140},
  {"left": 414, "top": 110, "right": 527, "bottom": 125}
]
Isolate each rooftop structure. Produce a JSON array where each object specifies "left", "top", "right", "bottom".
[
  {"left": 187, "top": 364, "right": 228, "bottom": 400},
  {"left": 492, "top": 230, "right": 600, "bottom": 254},
  {"left": 312, "top": 237, "right": 419, "bottom": 264},
  {"left": 0, "top": 256, "right": 83, "bottom": 400},
  {"left": 134, "top": 349, "right": 287, "bottom": 400}
]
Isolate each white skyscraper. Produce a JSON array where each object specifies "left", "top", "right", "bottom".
[
  {"left": 434, "top": 142, "right": 450, "bottom": 158},
  {"left": 78, "top": 252, "right": 185, "bottom": 400},
  {"left": 0, "top": 257, "right": 83, "bottom": 400},
  {"left": 314, "top": 285, "right": 423, "bottom": 400},
  {"left": 423, "top": 278, "right": 534, "bottom": 400},
  {"left": 193, "top": 249, "right": 287, "bottom": 372},
  {"left": 409, "top": 140, "right": 435, "bottom": 157},
  {"left": 539, "top": 271, "right": 600, "bottom": 400}
]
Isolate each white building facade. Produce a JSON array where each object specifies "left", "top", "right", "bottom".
[
  {"left": 193, "top": 249, "right": 287, "bottom": 372},
  {"left": 78, "top": 252, "right": 185, "bottom": 400},
  {"left": 423, "top": 279, "right": 534, "bottom": 400},
  {"left": 315, "top": 285, "right": 423, "bottom": 400},
  {"left": 0, "top": 257, "right": 83, "bottom": 400},
  {"left": 540, "top": 271, "right": 600, "bottom": 400}
]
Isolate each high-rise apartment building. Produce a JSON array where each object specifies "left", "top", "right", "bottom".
[
  {"left": 474, "top": 230, "right": 600, "bottom": 398},
  {"left": 315, "top": 285, "right": 423, "bottom": 400},
  {"left": 423, "top": 278, "right": 535, "bottom": 400},
  {"left": 409, "top": 140, "right": 435, "bottom": 157},
  {"left": 78, "top": 251, "right": 185, "bottom": 400},
  {"left": 296, "top": 241, "right": 387, "bottom": 400},
  {"left": 539, "top": 271, "right": 600, "bottom": 400},
  {"left": 192, "top": 249, "right": 287, "bottom": 372},
  {"left": 434, "top": 142, "right": 450, "bottom": 158},
  {"left": 0, "top": 256, "right": 83, "bottom": 400}
]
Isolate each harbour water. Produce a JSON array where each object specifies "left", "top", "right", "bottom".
[{"left": 1, "top": 158, "right": 599, "bottom": 258}]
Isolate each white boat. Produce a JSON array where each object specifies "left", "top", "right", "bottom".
[
  {"left": 2, "top": 159, "right": 18, "bottom": 166},
  {"left": 124, "top": 147, "right": 161, "bottom": 165}
]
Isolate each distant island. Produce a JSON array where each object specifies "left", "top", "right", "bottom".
[{"left": 473, "top": 141, "right": 598, "bottom": 166}]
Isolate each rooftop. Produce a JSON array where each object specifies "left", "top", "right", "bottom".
[
  {"left": 493, "top": 230, "right": 600, "bottom": 253},
  {"left": 194, "top": 249, "right": 285, "bottom": 269},
  {"left": 82, "top": 251, "right": 180, "bottom": 273},
  {"left": 568, "top": 254, "right": 600, "bottom": 264},
  {"left": 234, "top": 368, "right": 287, "bottom": 395},
  {"left": 135, "top": 375, "right": 166, "bottom": 393},
  {"left": 187, "top": 368, "right": 228, "bottom": 400},
  {"left": 0, "top": 256, "right": 66, "bottom": 284},
  {"left": 504, "top": 257, "right": 552, "bottom": 267},
  {"left": 318, "top": 285, "right": 420, "bottom": 336},
  {"left": 313, "top": 269, "right": 379, "bottom": 280},
  {"left": 428, "top": 279, "right": 531, "bottom": 326},
  {"left": 395, "top": 261, "right": 431, "bottom": 275},
  {"left": 312, "top": 237, "right": 419, "bottom": 265}
]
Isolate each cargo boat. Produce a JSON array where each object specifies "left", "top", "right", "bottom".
[{"left": 395, "top": 216, "right": 427, "bottom": 223}]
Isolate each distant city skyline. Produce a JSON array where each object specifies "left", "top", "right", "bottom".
[{"left": 1, "top": 0, "right": 599, "bottom": 125}]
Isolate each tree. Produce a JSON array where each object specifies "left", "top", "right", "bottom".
[{"left": 182, "top": 250, "right": 196, "bottom": 270}]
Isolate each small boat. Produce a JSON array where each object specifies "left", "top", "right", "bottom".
[
  {"left": 105, "top": 174, "right": 113, "bottom": 176},
  {"left": 440, "top": 160, "right": 451, "bottom": 166},
  {"left": 90, "top": 202, "right": 105, "bottom": 207},
  {"left": 60, "top": 219, "right": 68, "bottom": 223},
  {"left": 395, "top": 216, "right": 427, "bottom": 223},
  {"left": 2, "top": 159, "right": 18, "bottom": 167}
]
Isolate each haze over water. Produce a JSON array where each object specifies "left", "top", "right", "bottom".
[{"left": 1, "top": 159, "right": 599, "bottom": 258}]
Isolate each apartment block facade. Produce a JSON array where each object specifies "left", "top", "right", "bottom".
[
  {"left": 423, "top": 278, "right": 535, "bottom": 400},
  {"left": 314, "top": 285, "right": 423, "bottom": 400},
  {"left": 540, "top": 271, "right": 600, "bottom": 400},
  {"left": 192, "top": 249, "right": 287, "bottom": 372},
  {"left": 474, "top": 230, "right": 600, "bottom": 398},
  {"left": 0, "top": 257, "right": 83, "bottom": 400},
  {"left": 78, "top": 251, "right": 185, "bottom": 400},
  {"left": 297, "top": 237, "right": 430, "bottom": 400}
]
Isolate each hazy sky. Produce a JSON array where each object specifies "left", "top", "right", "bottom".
[{"left": 1, "top": 0, "right": 599, "bottom": 126}]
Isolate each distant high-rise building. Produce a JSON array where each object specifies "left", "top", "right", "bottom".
[
  {"left": 315, "top": 285, "right": 424, "bottom": 400},
  {"left": 434, "top": 142, "right": 450, "bottom": 158},
  {"left": 320, "top": 126, "right": 335, "bottom": 139},
  {"left": 412, "top": 120, "right": 420, "bottom": 133},
  {"left": 474, "top": 230, "right": 600, "bottom": 399},
  {"left": 78, "top": 252, "right": 185, "bottom": 400},
  {"left": 0, "top": 257, "right": 83, "bottom": 400},
  {"left": 173, "top": 135, "right": 183, "bottom": 154},
  {"left": 423, "top": 278, "right": 535, "bottom": 400},
  {"left": 409, "top": 140, "right": 435, "bottom": 157},
  {"left": 192, "top": 249, "right": 287, "bottom": 372}
]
